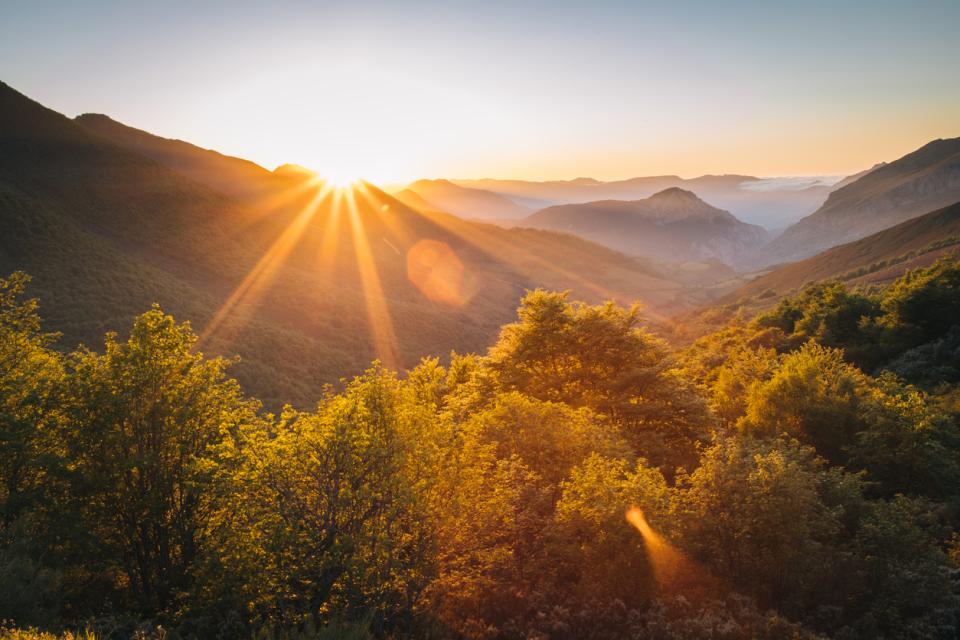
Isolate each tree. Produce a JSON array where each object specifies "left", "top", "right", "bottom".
[
  {"left": 673, "top": 435, "right": 846, "bottom": 616},
  {"left": 709, "top": 346, "right": 779, "bottom": 425},
  {"left": 487, "top": 290, "right": 709, "bottom": 471},
  {"left": 549, "top": 454, "right": 669, "bottom": 609},
  {"left": 741, "top": 342, "right": 960, "bottom": 501},
  {"left": 740, "top": 342, "right": 866, "bottom": 463},
  {"left": 0, "top": 273, "right": 63, "bottom": 530},
  {"left": 0, "top": 273, "right": 65, "bottom": 625},
  {"left": 879, "top": 257, "right": 960, "bottom": 348},
  {"left": 459, "top": 392, "right": 631, "bottom": 486},
  {"left": 197, "top": 365, "right": 438, "bottom": 635},
  {"left": 673, "top": 434, "right": 957, "bottom": 638},
  {"left": 851, "top": 374, "right": 960, "bottom": 501},
  {"left": 60, "top": 306, "right": 258, "bottom": 616}
]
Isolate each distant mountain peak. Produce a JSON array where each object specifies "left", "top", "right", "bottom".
[
  {"left": 75, "top": 112, "right": 114, "bottom": 123},
  {"left": 521, "top": 188, "right": 766, "bottom": 265},
  {"left": 273, "top": 163, "right": 316, "bottom": 178},
  {"left": 647, "top": 187, "right": 704, "bottom": 205},
  {"left": 410, "top": 178, "right": 454, "bottom": 187},
  {"left": 748, "top": 135, "right": 960, "bottom": 266}
]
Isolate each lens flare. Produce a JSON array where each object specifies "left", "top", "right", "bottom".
[
  {"left": 626, "top": 507, "right": 723, "bottom": 600},
  {"left": 406, "top": 239, "right": 471, "bottom": 307},
  {"left": 626, "top": 507, "right": 686, "bottom": 588}
]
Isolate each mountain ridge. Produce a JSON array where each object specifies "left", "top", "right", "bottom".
[
  {"left": 728, "top": 200, "right": 960, "bottom": 302},
  {"left": 0, "top": 80, "right": 734, "bottom": 407},
  {"left": 452, "top": 173, "right": 836, "bottom": 228},
  {"left": 400, "top": 178, "right": 531, "bottom": 220},
  {"left": 749, "top": 137, "right": 960, "bottom": 266},
  {"left": 520, "top": 188, "right": 768, "bottom": 264}
]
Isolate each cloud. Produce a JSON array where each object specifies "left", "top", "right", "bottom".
[{"left": 739, "top": 176, "right": 843, "bottom": 192}]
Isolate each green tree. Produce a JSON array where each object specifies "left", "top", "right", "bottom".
[
  {"left": 549, "top": 454, "right": 669, "bottom": 609},
  {"left": 709, "top": 346, "right": 779, "bottom": 425},
  {"left": 673, "top": 436, "right": 847, "bottom": 616},
  {"left": 427, "top": 455, "right": 552, "bottom": 638},
  {"left": 460, "top": 392, "right": 631, "bottom": 486},
  {"left": 740, "top": 342, "right": 866, "bottom": 463},
  {"left": 60, "top": 306, "right": 258, "bottom": 616},
  {"left": 851, "top": 374, "right": 960, "bottom": 501},
  {"left": 756, "top": 281, "right": 881, "bottom": 367},
  {"left": 879, "top": 257, "right": 960, "bottom": 348},
  {"left": 0, "top": 273, "right": 65, "bottom": 625},
  {"left": 198, "top": 365, "right": 437, "bottom": 634},
  {"left": 674, "top": 434, "right": 957, "bottom": 638},
  {"left": 487, "top": 290, "right": 708, "bottom": 471}
]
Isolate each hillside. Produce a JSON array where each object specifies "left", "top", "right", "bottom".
[
  {"left": 455, "top": 173, "right": 836, "bottom": 228},
  {"left": 392, "top": 187, "right": 440, "bottom": 212},
  {"left": 520, "top": 187, "right": 768, "bottom": 264},
  {"left": 828, "top": 162, "right": 885, "bottom": 191},
  {"left": 0, "top": 81, "right": 725, "bottom": 407},
  {"left": 399, "top": 179, "right": 531, "bottom": 220},
  {"left": 74, "top": 112, "right": 298, "bottom": 202},
  {"left": 728, "top": 201, "right": 960, "bottom": 301},
  {"left": 751, "top": 137, "right": 960, "bottom": 266}
]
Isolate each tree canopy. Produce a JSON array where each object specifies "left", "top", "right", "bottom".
[{"left": 2, "top": 263, "right": 960, "bottom": 639}]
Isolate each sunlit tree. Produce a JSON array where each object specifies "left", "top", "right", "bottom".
[
  {"left": 488, "top": 290, "right": 709, "bottom": 471},
  {"left": 60, "top": 307, "right": 258, "bottom": 615}
]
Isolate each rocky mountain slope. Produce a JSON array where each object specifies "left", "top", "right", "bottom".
[{"left": 750, "top": 137, "right": 960, "bottom": 267}]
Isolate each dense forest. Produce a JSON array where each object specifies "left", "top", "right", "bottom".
[{"left": 2, "top": 257, "right": 960, "bottom": 639}]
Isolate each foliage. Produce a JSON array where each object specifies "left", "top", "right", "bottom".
[
  {"left": 2, "top": 272, "right": 960, "bottom": 639},
  {"left": 488, "top": 289, "right": 709, "bottom": 472}
]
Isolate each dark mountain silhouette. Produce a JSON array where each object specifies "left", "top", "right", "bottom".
[
  {"left": 730, "top": 201, "right": 960, "bottom": 301},
  {"left": 520, "top": 187, "right": 768, "bottom": 265},
  {"left": 750, "top": 138, "right": 960, "bottom": 267},
  {"left": 0, "top": 81, "right": 724, "bottom": 407},
  {"left": 74, "top": 112, "right": 299, "bottom": 201}
]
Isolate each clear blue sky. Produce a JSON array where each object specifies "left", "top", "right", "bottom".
[{"left": 2, "top": 0, "right": 958, "bottom": 182}]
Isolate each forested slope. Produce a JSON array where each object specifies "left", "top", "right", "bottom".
[
  {"left": 2, "top": 259, "right": 959, "bottom": 639},
  {"left": 1, "top": 81, "right": 714, "bottom": 407}
]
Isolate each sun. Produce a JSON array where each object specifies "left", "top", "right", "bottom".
[{"left": 323, "top": 170, "right": 362, "bottom": 188}]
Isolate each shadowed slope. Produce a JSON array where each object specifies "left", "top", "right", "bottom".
[
  {"left": 727, "top": 201, "right": 960, "bottom": 302},
  {"left": 400, "top": 179, "right": 531, "bottom": 220},
  {"left": 74, "top": 112, "right": 298, "bottom": 202},
  {"left": 1, "top": 81, "right": 720, "bottom": 407},
  {"left": 751, "top": 137, "right": 960, "bottom": 266}
]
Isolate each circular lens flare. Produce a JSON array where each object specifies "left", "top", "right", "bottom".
[{"left": 406, "top": 239, "right": 472, "bottom": 307}]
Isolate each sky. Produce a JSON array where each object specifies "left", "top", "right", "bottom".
[{"left": 1, "top": 0, "right": 959, "bottom": 184}]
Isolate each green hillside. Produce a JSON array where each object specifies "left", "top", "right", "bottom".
[{"left": 729, "top": 201, "right": 960, "bottom": 303}]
